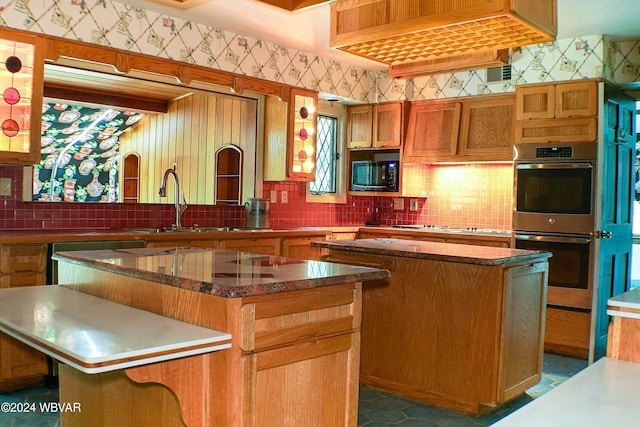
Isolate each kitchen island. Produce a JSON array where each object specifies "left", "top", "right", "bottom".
[
  {"left": 43, "top": 247, "right": 389, "bottom": 427},
  {"left": 315, "top": 238, "right": 551, "bottom": 415}
]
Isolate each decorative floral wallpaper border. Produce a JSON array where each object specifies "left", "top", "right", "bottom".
[{"left": 0, "top": 1, "right": 637, "bottom": 103}]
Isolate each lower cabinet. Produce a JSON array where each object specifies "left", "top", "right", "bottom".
[
  {"left": 322, "top": 248, "right": 547, "bottom": 415},
  {"left": 242, "top": 333, "right": 359, "bottom": 426},
  {"left": 280, "top": 236, "right": 325, "bottom": 260},
  {"left": 219, "top": 238, "right": 281, "bottom": 256},
  {"left": 239, "top": 285, "right": 361, "bottom": 426},
  {"left": 0, "top": 244, "right": 49, "bottom": 391},
  {"left": 544, "top": 306, "right": 591, "bottom": 359},
  {"left": 56, "top": 260, "right": 362, "bottom": 426},
  {"left": 146, "top": 234, "right": 331, "bottom": 258}
]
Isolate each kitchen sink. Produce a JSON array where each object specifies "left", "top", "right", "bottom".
[
  {"left": 125, "top": 228, "right": 168, "bottom": 233},
  {"left": 125, "top": 226, "right": 256, "bottom": 233}
]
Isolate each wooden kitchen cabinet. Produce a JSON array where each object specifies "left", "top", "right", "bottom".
[
  {"left": 219, "top": 238, "right": 281, "bottom": 256},
  {"left": 458, "top": 94, "right": 515, "bottom": 160},
  {"left": 56, "top": 253, "right": 366, "bottom": 426},
  {"left": 347, "top": 101, "right": 406, "bottom": 149},
  {"left": 264, "top": 88, "right": 318, "bottom": 182},
  {"left": 329, "top": 231, "right": 358, "bottom": 241},
  {"left": 515, "top": 80, "right": 598, "bottom": 143},
  {"left": 240, "top": 285, "right": 361, "bottom": 426},
  {"left": 516, "top": 81, "right": 598, "bottom": 120},
  {"left": 346, "top": 105, "right": 372, "bottom": 148},
  {"left": 319, "top": 242, "right": 548, "bottom": 414},
  {"left": 0, "top": 244, "right": 48, "bottom": 391},
  {"left": 0, "top": 244, "right": 47, "bottom": 287},
  {"left": 145, "top": 239, "right": 220, "bottom": 249},
  {"left": 281, "top": 235, "right": 325, "bottom": 260},
  {"left": 404, "top": 100, "right": 461, "bottom": 160},
  {"left": 0, "top": 28, "right": 44, "bottom": 165},
  {"left": 544, "top": 306, "right": 591, "bottom": 359},
  {"left": 404, "top": 94, "right": 515, "bottom": 162}
]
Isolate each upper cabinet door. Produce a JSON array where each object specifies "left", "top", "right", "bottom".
[
  {"left": 404, "top": 101, "right": 461, "bottom": 160},
  {"left": 0, "top": 29, "right": 44, "bottom": 165},
  {"left": 516, "top": 81, "right": 598, "bottom": 121},
  {"left": 347, "top": 105, "right": 373, "bottom": 149},
  {"left": 459, "top": 95, "right": 515, "bottom": 159},
  {"left": 373, "top": 102, "right": 403, "bottom": 148},
  {"left": 515, "top": 85, "right": 555, "bottom": 120},
  {"left": 555, "top": 81, "right": 598, "bottom": 118}
]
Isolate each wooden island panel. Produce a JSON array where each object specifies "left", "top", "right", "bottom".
[
  {"left": 54, "top": 248, "right": 386, "bottom": 426},
  {"left": 316, "top": 238, "right": 549, "bottom": 415}
]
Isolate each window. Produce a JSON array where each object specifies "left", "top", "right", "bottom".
[
  {"left": 310, "top": 115, "right": 337, "bottom": 194},
  {"left": 306, "top": 101, "right": 346, "bottom": 203}
]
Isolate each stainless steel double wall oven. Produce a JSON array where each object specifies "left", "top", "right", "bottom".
[{"left": 513, "top": 142, "right": 597, "bottom": 310}]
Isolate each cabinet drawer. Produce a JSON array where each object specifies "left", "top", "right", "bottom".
[
  {"left": 515, "top": 117, "right": 597, "bottom": 143},
  {"left": 254, "top": 332, "right": 355, "bottom": 371},
  {"left": 544, "top": 307, "right": 590, "bottom": 349},
  {"left": 219, "top": 238, "right": 280, "bottom": 256},
  {"left": 0, "top": 244, "right": 47, "bottom": 274},
  {"left": 0, "top": 273, "right": 46, "bottom": 288},
  {"left": 330, "top": 232, "right": 357, "bottom": 241},
  {"left": 240, "top": 287, "right": 359, "bottom": 352}
]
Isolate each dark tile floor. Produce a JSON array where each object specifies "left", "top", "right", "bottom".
[
  {"left": 0, "top": 353, "right": 586, "bottom": 427},
  {"left": 358, "top": 353, "right": 588, "bottom": 426}
]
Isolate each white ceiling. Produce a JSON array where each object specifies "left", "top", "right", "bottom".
[{"left": 122, "top": 0, "right": 640, "bottom": 70}]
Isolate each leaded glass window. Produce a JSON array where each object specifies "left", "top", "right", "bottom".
[{"left": 310, "top": 115, "right": 337, "bottom": 194}]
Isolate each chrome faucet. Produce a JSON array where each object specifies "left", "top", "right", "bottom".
[{"left": 159, "top": 163, "right": 187, "bottom": 229}]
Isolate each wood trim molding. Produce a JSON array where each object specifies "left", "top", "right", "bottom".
[
  {"left": 254, "top": 0, "right": 331, "bottom": 10},
  {"left": 30, "top": 28, "right": 311, "bottom": 99},
  {"left": 43, "top": 84, "right": 170, "bottom": 113}
]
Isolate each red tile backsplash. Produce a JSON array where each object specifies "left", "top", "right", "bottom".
[{"left": 0, "top": 163, "right": 513, "bottom": 231}]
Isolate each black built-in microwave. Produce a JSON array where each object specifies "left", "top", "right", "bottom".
[{"left": 350, "top": 160, "right": 399, "bottom": 192}]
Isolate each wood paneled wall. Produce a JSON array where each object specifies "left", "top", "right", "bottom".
[{"left": 119, "top": 91, "right": 257, "bottom": 205}]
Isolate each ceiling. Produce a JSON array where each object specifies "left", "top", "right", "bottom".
[{"left": 122, "top": 0, "right": 640, "bottom": 70}]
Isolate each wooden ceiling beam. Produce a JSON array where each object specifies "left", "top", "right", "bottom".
[
  {"left": 254, "top": 0, "right": 330, "bottom": 11},
  {"left": 43, "top": 84, "right": 170, "bottom": 114}
]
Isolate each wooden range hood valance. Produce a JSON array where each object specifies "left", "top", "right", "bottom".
[{"left": 330, "top": 0, "right": 557, "bottom": 78}]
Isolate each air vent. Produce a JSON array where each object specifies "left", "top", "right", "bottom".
[{"left": 487, "top": 65, "right": 512, "bottom": 83}]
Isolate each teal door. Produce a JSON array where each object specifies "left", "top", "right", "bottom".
[{"left": 592, "top": 85, "right": 636, "bottom": 361}]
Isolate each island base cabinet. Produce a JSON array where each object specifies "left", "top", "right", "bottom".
[
  {"left": 242, "top": 332, "right": 360, "bottom": 427},
  {"left": 239, "top": 285, "right": 362, "bottom": 426},
  {"left": 57, "top": 261, "right": 363, "bottom": 426},
  {"left": 499, "top": 263, "right": 548, "bottom": 403},
  {"left": 325, "top": 249, "right": 548, "bottom": 415}
]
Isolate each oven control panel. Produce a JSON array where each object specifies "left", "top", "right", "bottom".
[{"left": 536, "top": 146, "right": 573, "bottom": 158}]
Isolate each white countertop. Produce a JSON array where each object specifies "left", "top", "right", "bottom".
[
  {"left": 490, "top": 357, "right": 640, "bottom": 426},
  {"left": 0, "top": 286, "right": 232, "bottom": 374},
  {"left": 607, "top": 287, "right": 640, "bottom": 319}
]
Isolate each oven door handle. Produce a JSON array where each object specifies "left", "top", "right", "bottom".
[
  {"left": 515, "top": 163, "right": 593, "bottom": 170},
  {"left": 514, "top": 234, "right": 592, "bottom": 244}
]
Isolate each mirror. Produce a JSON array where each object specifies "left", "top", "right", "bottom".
[{"left": 30, "top": 61, "right": 260, "bottom": 205}]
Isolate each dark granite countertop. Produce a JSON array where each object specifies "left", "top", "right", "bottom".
[
  {"left": 314, "top": 238, "right": 551, "bottom": 266},
  {"left": 52, "top": 247, "right": 390, "bottom": 298}
]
